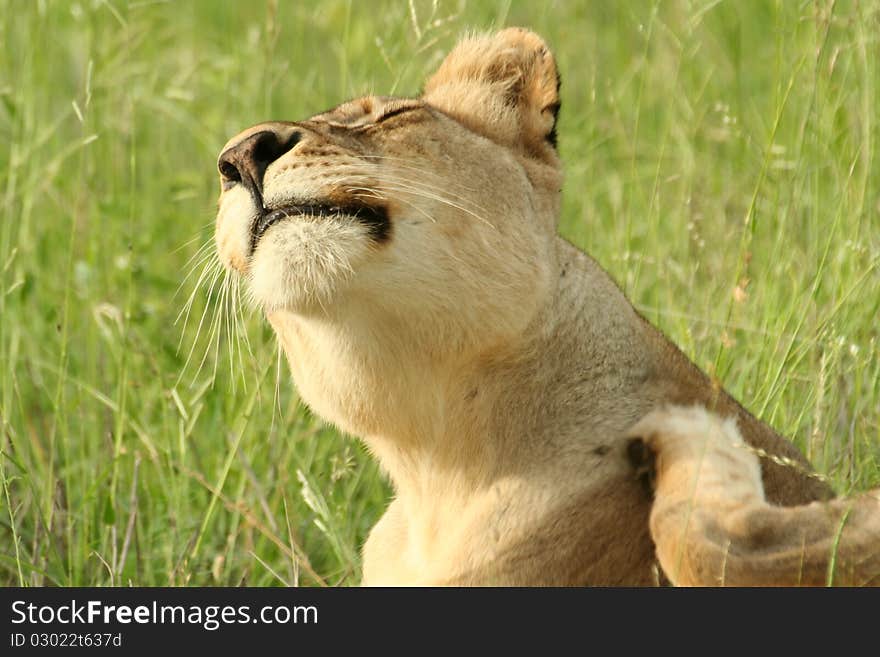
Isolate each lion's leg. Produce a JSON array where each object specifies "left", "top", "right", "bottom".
[{"left": 628, "top": 406, "right": 880, "bottom": 586}]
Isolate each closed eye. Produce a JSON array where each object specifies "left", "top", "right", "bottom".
[{"left": 375, "top": 105, "right": 421, "bottom": 123}]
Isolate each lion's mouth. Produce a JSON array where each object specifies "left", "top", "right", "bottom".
[{"left": 251, "top": 201, "right": 390, "bottom": 250}]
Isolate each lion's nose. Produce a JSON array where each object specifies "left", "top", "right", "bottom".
[{"left": 217, "top": 123, "right": 301, "bottom": 201}]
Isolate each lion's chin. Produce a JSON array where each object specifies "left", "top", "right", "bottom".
[{"left": 248, "top": 215, "right": 374, "bottom": 314}]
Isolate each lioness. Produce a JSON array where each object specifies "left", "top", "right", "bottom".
[{"left": 214, "top": 28, "right": 861, "bottom": 585}]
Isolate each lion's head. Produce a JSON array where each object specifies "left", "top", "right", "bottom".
[{"left": 215, "top": 29, "right": 564, "bottom": 360}]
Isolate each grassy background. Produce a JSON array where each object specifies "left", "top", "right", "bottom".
[{"left": 1, "top": 0, "right": 878, "bottom": 586}]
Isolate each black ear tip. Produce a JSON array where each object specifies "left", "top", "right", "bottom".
[
  {"left": 543, "top": 69, "right": 561, "bottom": 149},
  {"left": 545, "top": 99, "right": 561, "bottom": 147}
]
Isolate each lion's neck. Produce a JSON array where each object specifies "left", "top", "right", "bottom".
[
  {"left": 267, "top": 240, "right": 667, "bottom": 501},
  {"left": 267, "top": 301, "right": 575, "bottom": 497}
]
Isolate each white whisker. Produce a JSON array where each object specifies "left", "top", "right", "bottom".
[
  {"left": 374, "top": 178, "right": 495, "bottom": 229},
  {"left": 176, "top": 253, "right": 221, "bottom": 334},
  {"left": 318, "top": 165, "right": 494, "bottom": 228},
  {"left": 174, "top": 244, "right": 220, "bottom": 301},
  {"left": 177, "top": 260, "right": 224, "bottom": 385}
]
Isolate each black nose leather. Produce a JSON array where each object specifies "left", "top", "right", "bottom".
[{"left": 218, "top": 124, "right": 301, "bottom": 202}]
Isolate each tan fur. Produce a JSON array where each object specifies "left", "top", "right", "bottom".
[
  {"left": 215, "top": 28, "right": 834, "bottom": 585},
  {"left": 630, "top": 407, "right": 880, "bottom": 586}
]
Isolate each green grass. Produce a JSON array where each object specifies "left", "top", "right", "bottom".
[{"left": 1, "top": 0, "right": 878, "bottom": 587}]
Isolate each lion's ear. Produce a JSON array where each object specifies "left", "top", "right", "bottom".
[{"left": 423, "top": 28, "right": 560, "bottom": 159}]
